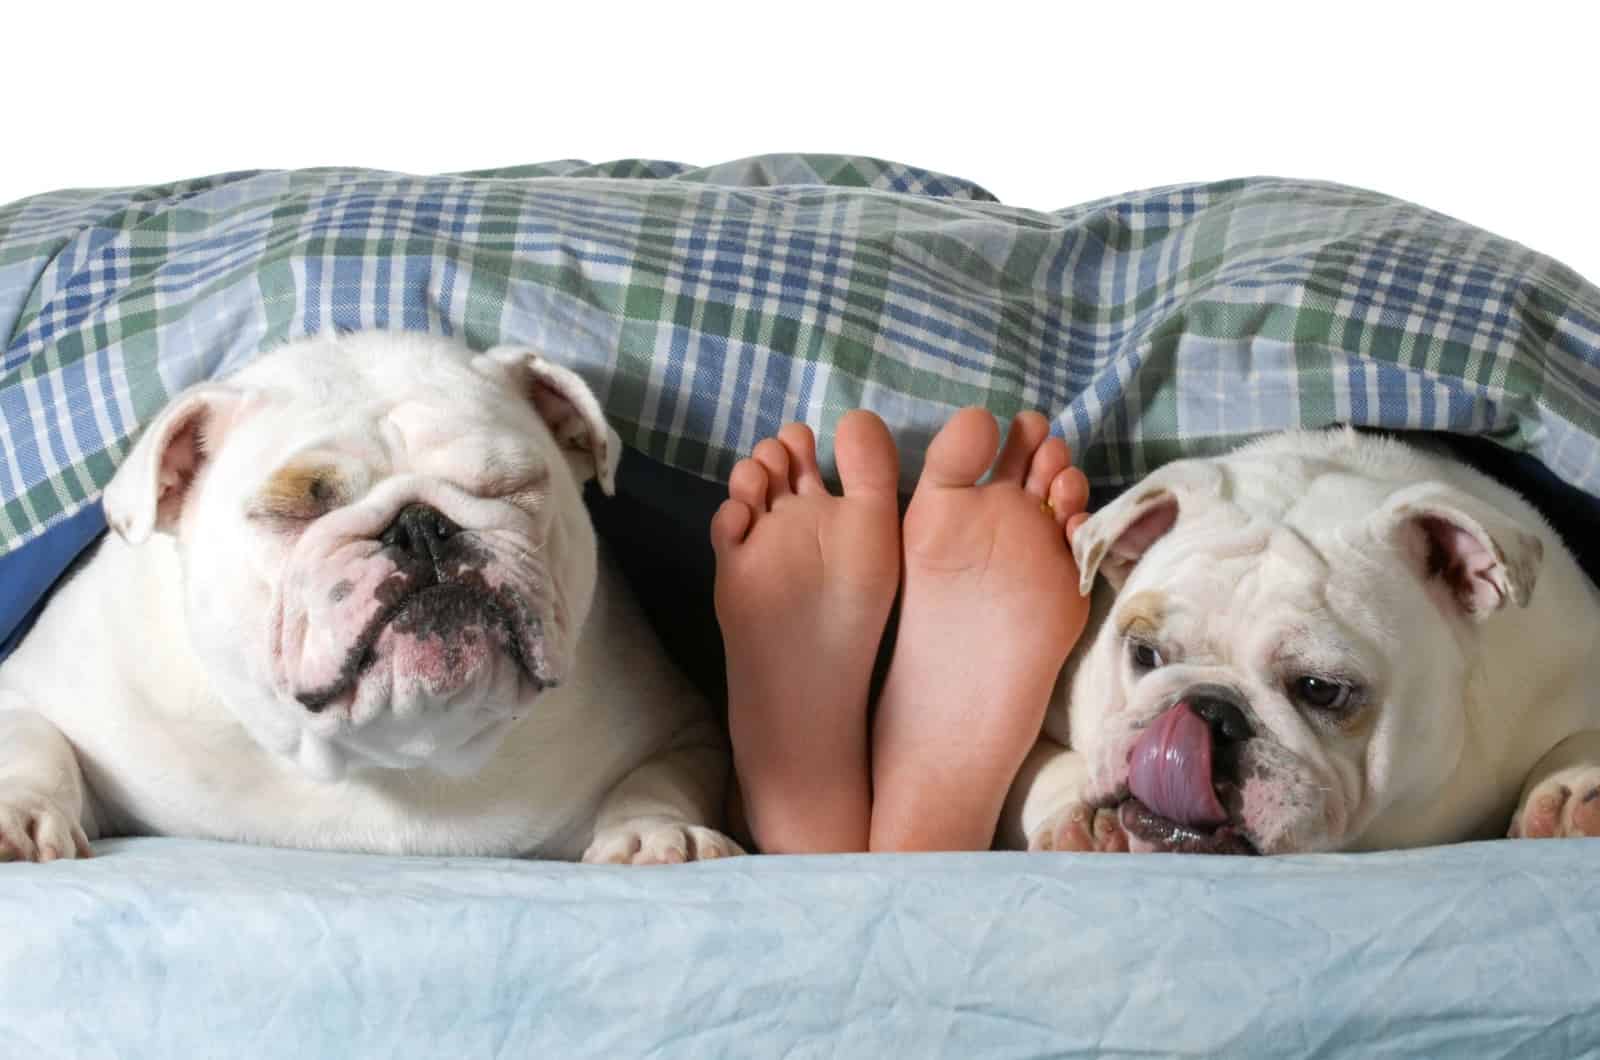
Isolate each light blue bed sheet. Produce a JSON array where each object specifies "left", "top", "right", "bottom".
[{"left": 2, "top": 838, "right": 1595, "bottom": 1058}]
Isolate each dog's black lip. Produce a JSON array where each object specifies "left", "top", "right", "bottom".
[
  {"left": 295, "top": 582, "right": 537, "bottom": 713},
  {"left": 1117, "top": 797, "right": 1260, "bottom": 856}
]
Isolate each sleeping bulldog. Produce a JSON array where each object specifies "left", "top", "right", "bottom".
[
  {"left": 1002, "top": 428, "right": 1600, "bottom": 854},
  {"left": 0, "top": 331, "right": 739, "bottom": 864}
]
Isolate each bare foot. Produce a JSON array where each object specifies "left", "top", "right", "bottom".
[
  {"left": 712, "top": 412, "right": 901, "bottom": 853},
  {"left": 870, "top": 408, "right": 1091, "bottom": 851}
]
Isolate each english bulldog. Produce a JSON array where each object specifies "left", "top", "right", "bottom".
[
  {"left": 1001, "top": 428, "right": 1600, "bottom": 854},
  {"left": 0, "top": 331, "right": 739, "bottom": 864}
]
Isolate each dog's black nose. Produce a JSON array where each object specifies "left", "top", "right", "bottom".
[
  {"left": 380, "top": 503, "right": 459, "bottom": 563},
  {"left": 1185, "top": 685, "right": 1255, "bottom": 744}
]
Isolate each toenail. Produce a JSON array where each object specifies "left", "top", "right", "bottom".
[{"left": 1040, "top": 498, "right": 1055, "bottom": 515}]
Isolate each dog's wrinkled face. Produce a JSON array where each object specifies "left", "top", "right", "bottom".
[
  {"left": 102, "top": 332, "right": 620, "bottom": 781},
  {"left": 1064, "top": 433, "right": 1543, "bottom": 854}
]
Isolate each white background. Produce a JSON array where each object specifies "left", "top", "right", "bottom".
[{"left": 4, "top": 2, "right": 1597, "bottom": 281}]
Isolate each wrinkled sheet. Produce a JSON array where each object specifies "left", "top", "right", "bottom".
[{"left": 3, "top": 838, "right": 1595, "bottom": 1058}]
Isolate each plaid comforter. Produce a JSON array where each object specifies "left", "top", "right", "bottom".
[{"left": 2, "top": 153, "right": 1598, "bottom": 560}]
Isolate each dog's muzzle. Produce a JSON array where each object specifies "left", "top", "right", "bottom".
[
  {"left": 294, "top": 503, "right": 553, "bottom": 712},
  {"left": 1121, "top": 684, "right": 1258, "bottom": 854}
]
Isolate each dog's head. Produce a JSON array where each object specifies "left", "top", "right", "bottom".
[
  {"left": 102, "top": 331, "right": 620, "bottom": 781},
  {"left": 1064, "top": 430, "right": 1544, "bottom": 854}
]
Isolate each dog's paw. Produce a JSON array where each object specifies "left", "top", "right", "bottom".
[
  {"left": 1510, "top": 766, "right": 1600, "bottom": 839},
  {"left": 1028, "top": 802, "right": 1129, "bottom": 853},
  {"left": 582, "top": 817, "right": 745, "bottom": 865},
  {"left": 0, "top": 789, "right": 92, "bottom": 863}
]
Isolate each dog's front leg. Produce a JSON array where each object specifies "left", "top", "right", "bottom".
[
  {"left": 1509, "top": 730, "right": 1600, "bottom": 839},
  {"left": 0, "top": 704, "right": 96, "bottom": 862},
  {"left": 582, "top": 719, "right": 743, "bottom": 864},
  {"left": 1000, "top": 736, "right": 1127, "bottom": 852}
]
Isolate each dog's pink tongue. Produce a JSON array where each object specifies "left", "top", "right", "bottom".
[{"left": 1127, "top": 702, "right": 1228, "bottom": 829}]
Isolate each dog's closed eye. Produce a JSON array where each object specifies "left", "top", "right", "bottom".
[
  {"left": 478, "top": 467, "right": 551, "bottom": 509},
  {"left": 249, "top": 464, "right": 350, "bottom": 522}
]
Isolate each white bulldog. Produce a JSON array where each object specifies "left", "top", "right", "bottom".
[
  {"left": 0, "top": 331, "right": 738, "bottom": 864},
  {"left": 1002, "top": 428, "right": 1600, "bottom": 855}
]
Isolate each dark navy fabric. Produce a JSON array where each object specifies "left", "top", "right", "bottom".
[{"left": 0, "top": 502, "right": 106, "bottom": 664}]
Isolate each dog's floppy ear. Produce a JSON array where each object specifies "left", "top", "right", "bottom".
[
  {"left": 1070, "top": 459, "right": 1224, "bottom": 594},
  {"left": 102, "top": 384, "right": 246, "bottom": 544},
  {"left": 482, "top": 345, "right": 621, "bottom": 496},
  {"left": 1369, "top": 482, "right": 1544, "bottom": 620}
]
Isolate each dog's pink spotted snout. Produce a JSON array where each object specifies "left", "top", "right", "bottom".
[{"left": 1127, "top": 700, "right": 1229, "bottom": 829}]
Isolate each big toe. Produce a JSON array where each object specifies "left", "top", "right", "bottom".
[
  {"left": 835, "top": 410, "right": 900, "bottom": 500},
  {"left": 918, "top": 407, "right": 1000, "bottom": 490}
]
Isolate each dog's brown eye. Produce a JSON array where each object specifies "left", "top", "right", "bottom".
[
  {"left": 1129, "top": 641, "right": 1164, "bottom": 671},
  {"left": 1291, "top": 676, "right": 1350, "bottom": 711}
]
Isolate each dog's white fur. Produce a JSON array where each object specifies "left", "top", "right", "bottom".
[
  {"left": 1001, "top": 428, "right": 1600, "bottom": 854},
  {"left": 0, "top": 332, "right": 737, "bottom": 864}
]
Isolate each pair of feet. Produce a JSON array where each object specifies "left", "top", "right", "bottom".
[{"left": 711, "top": 408, "right": 1092, "bottom": 853}]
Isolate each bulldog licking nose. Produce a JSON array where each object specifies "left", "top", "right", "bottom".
[
  {"left": 1001, "top": 428, "right": 1600, "bottom": 855},
  {"left": 0, "top": 331, "right": 738, "bottom": 864}
]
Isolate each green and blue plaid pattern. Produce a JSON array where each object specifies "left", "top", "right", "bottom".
[{"left": 1, "top": 153, "right": 1597, "bottom": 560}]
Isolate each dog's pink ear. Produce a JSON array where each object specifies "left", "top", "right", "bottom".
[
  {"left": 103, "top": 384, "right": 244, "bottom": 543},
  {"left": 1071, "top": 460, "right": 1224, "bottom": 593},
  {"left": 1371, "top": 483, "right": 1543, "bottom": 620},
  {"left": 481, "top": 345, "right": 621, "bottom": 495}
]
